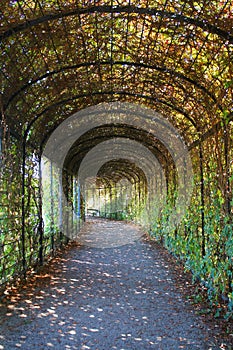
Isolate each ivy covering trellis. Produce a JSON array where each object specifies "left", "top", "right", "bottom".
[{"left": 0, "top": 0, "right": 232, "bottom": 318}]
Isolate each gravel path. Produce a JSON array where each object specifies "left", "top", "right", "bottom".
[{"left": 0, "top": 219, "right": 231, "bottom": 349}]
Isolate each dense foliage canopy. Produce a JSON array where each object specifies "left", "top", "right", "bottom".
[{"left": 0, "top": 0, "right": 232, "bottom": 318}]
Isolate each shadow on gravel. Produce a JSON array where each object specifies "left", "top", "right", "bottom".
[{"left": 0, "top": 219, "right": 232, "bottom": 349}]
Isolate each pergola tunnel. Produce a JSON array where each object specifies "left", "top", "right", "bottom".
[
  {"left": 0, "top": 1, "right": 232, "bottom": 318},
  {"left": 84, "top": 160, "right": 148, "bottom": 221},
  {"left": 41, "top": 108, "right": 173, "bottom": 238}
]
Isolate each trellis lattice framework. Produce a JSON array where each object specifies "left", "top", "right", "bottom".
[{"left": 0, "top": 0, "right": 232, "bottom": 312}]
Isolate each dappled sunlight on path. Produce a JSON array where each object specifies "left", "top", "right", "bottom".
[
  {"left": 76, "top": 217, "right": 144, "bottom": 248},
  {"left": 0, "top": 219, "right": 231, "bottom": 349}
]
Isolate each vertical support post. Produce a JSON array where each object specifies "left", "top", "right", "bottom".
[
  {"left": 50, "top": 161, "right": 55, "bottom": 253},
  {"left": 82, "top": 183, "right": 86, "bottom": 222},
  {"left": 223, "top": 123, "right": 232, "bottom": 294},
  {"left": 92, "top": 185, "right": 94, "bottom": 215},
  {"left": 0, "top": 127, "right": 2, "bottom": 166},
  {"left": 137, "top": 177, "right": 140, "bottom": 217},
  {"left": 134, "top": 180, "right": 137, "bottom": 217},
  {"left": 110, "top": 185, "right": 113, "bottom": 218},
  {"left": 58, "top": 170, "right": 63, "bottom": 246},
  {"left": 104, "top": 185, "right": 107, "bottom": 217},
  {"left": 65, "top": 171, "right": 70, "bottom": 237},
  {"left": 74, "top": 178, "right": 77, "bottom": 214},
  {"left": 70, "top": 174, "right": 74, "bottom": 238},
  {"left": 21, "top": 120, "right": 36, "bottom": 277},
  {"left": 73, "top": 177, "right": 77, "bottom": 232},
  {"left": 113, "top": 183, "right": 116, "bottom": 218},
  {"left": 144, "top": 181, "right": 147, "bottom": 208},
  {"left": 138, "top": 180, "right": 141, "bottom": 218},
  {"left": 223, "top": 124, "right": 231, "bottom": 215},
  {"left": 21, "top": 137, "right": 27, "bottom": 277},
  {"left": 0, "top": 101, "right": 5, "bottom": 170},
  {"left": 77, "top": 179, "right": 80, "bottom": 230},
  {"left": 120, "top": 183, "right": 123, "bottom": 216},
  {"left": 199, "top": 143, "right": 205, "bottom": 258},
  {"left": 98, "top": 187, "right": 101, "bottom": 215},
  {"left": 38, "top": 152, "right": 44, "bottom": 265},
  {"left": 77, "top": 179, "right": 81, "bottom": 217}
]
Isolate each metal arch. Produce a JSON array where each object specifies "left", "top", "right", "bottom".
[
  {"left": 1, "top": 1, "right": 231, "bottom": 286},
  {"left": 1, "top": 5, "right": 232, "bottom": 43},
  {"left": 73, "top": 141, "right": 166, "bottom": 197},
  {"left": 63, "top": 124, "right": 172, "bottom": 175},
  {"left": 20, "top": 94, "right": 183, "bottom": 266},
  {"left": 20, "top": 101, "right": 232, "bottom": 264},
  {"left": 97, "top": 171, "right": 136, "bottom": 186},
  {"left": 20, "top": 90, "right": 197, "bottom": 147},
  {"left": 66, "top": 147, "right": 168, "bottom": 180},
  {"left": 84, "top": 160, "right": 146, "bottom": 215},
  {"left": 4, "top": 60, "right": 220, "bottom": 111},
  {"left": 37, "top": 96, "right": 198, "bottom": 161},
  {"left": 97, "top": 159, "right": 147, "bottom": 184},
  {"left": 188, "top": 112, "right": 233, "bottom": 151},
  {"left": 19, "top": 85, "right": 207, "bottom": 258},
  {"left": 95, "top": 177, "right": 113, "bottom": 189}
]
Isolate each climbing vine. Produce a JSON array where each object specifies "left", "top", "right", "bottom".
[
  {"left": 150, "top": 120, "right": 233, "bottom": 318},
  {"left": 0, "top": 0, "right": 232, "bottom": 321}
]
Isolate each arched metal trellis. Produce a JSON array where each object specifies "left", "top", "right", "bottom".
[{"left": 0, "top": 1, "right": 232, "bottom": 313}]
